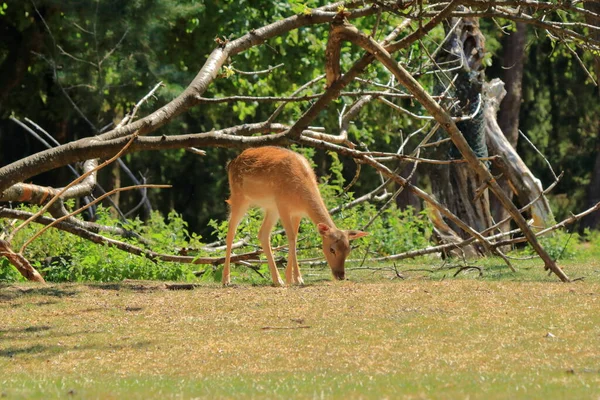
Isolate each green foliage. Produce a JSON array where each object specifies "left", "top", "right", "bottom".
[
  {"left": 1, "top": 167, "right": 434, "bottom": 284},
  {"left": 0, "top": 258, "right": 21, "bottom": 282},
  {"left": 289, "top": 0, "right": 317, "bottom": 15},
  {"left": 515, "top": 230, "right": 578, "bottom": 261},
  {"left": 513, "top": 35, "right": 597, "bottom": 222},
  {"left": 575, "top": 228, "right": 600, "bottom": 263},
  {"left": 326, "top": 151, "right": 346, "bottom": 195},
  {"left": 0, "top": 0, "right": 455, "bottom": 241},
  {"left": 2, "top": 205, "right": 202, "bottom": 283}
]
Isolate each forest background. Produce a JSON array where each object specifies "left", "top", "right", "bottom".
[{"left": 0, "top": 0, "right": 599, "bottom": 282}]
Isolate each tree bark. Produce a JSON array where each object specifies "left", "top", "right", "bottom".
[
  {"left": 334, "top": 22, "right": 569, "bottom": 281},
  {"left": 395, "top": 164, "right": 421, "bottom": 212},
  {"left": 0, "top": 240, "right": 45, "bottom": 283},
  {"left": 1, "top": 2, "right": 585, "bottom": 282},
  {"left": 484, "top": 79, "right": 554, "bottom": 229},
  {"left": 430, "top": 16, "right": 492, "bottom": 243},
  {"left": 582, "top": 151, "right": 600, "bottom": 231},
  {"left": 0, "top": 5, "right": 383, "bottom": 196},
  {"left": 498, "top": 23, "right": 527, "bottom": 147},
  {"left": 109, "top": 162, "right": 121, "bottom": 219},
  {"left": 0, "top": 16, "right": 44, "bottom": 109}
]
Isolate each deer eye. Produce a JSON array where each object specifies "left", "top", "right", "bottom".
[{"left": 329, "top": 248, "right": 336, "bottom": 256}]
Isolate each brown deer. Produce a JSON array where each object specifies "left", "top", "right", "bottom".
[{"left": 223, "top": 146, "right": 368, "bottom": 286}]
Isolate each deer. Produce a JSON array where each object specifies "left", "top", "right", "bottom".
[{"left": 222, "top": 146, "right": 368, "bottom": 286}]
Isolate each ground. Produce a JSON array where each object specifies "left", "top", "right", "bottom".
[{"left": 1, "top": 261, "right": 600, "bottom": 399}]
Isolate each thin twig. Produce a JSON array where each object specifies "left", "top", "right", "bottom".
[
  {"left": 12, "top": 130, "right": 142, "bottom": 237},
  {"left": 267, "top": 74, "right": 325, "bottom": 123},
  {"left": 99, "top": 28, "right": 130, "bottom": 66},
  {"left": 118, "top": 82, "right": 163, "bottom": 128},
  {"left": 519, "top": 129, "right": 559, "bottom": 181},
  {"left": 231, "top": 63, "right": 284, "bottom": 75}
]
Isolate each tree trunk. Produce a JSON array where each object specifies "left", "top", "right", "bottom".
[
  {"left": 430, "top": 16, "right": 492, "bottom": 249},
  {"left": 492, "top": 23, "right": 527, "bottom": 231},
  {"left": 0, "top": 18, "right": 44, "bottom": 109},
  {"left": 109, "top": 162, "right": 121, "bottom": 219},
  {"left": 582, "top": 152, "right": 600, "bottom": 231},
  {"left": 485, "top": 79, "right": 554, "bottom": 229},
  {"left": 395, "top": 164, "right": 421, "bottom": 212},
  {"left": 497, "top": 23, "right": 527, "bottom": 147}
]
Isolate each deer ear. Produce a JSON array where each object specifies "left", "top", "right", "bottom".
[
  {"left": 347, "top": 230, "right": 368, "bottom": 241},
  {"left": 317, "top": 223, "right": 331, "bottom": 236}
]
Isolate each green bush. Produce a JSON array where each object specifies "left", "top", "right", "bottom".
[
  {"left": 2, "top": 205, "right": 202, "bottom": 283},
  {"left": 1, "top": 154, "right": 434, "bottom": 283},
  {"left": 3, "top": 198, "right": 589, "bottom": 284},
  {"left": 518, "top": 229, "right": 578, "bottom": 261}
]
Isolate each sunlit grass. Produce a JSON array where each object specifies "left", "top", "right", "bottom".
[{"left": 1, "top": 256, "right": 599, "bottom": 399}]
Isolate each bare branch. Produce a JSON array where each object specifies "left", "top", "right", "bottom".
[
  {"left": 56, "top": 44, "right": 97, "bottom": 67},
  {"left": 493, "top": 202, "right": 600, "bottom": 248},
  {"left": 231, "top": 62, "right": 284, "bottom": 75},
  {"left": 19, "top": 184, "right": 169, "bottom": 254},
  {"left": 0, "top": 240, "right": 45, "bottom": 283},
  {"left": 11, "top": 130, "right": 141, "bottom": 237},
  {"left": 0, "top": 4, "right": 388, "bottom": 195},
  {"left": 332, "top": 18, "right": 568, "bottom": 281},
  {"left": 99, "top": 27, "right": 129, "bottom": 67}
]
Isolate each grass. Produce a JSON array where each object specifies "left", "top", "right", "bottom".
[{"left": 1, "top": 256, "right": 600, "bottom": 399}]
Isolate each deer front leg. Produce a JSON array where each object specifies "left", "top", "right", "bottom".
[
  {"left": 223, "top": 198, "right": 248, "bottom": 286},
  {"left": 258, "top": 209, "right": 285, "bottom": 287},
  {"left": 280, "top": 212, "right": 303, "bottom": 285},
  {"left": 290, "top": 215, "right": 304, "bottom": 285}
]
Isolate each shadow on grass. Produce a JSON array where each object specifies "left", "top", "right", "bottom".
[
  {"left": 0, "top": 329, "right": 114, "bottom": 346},
  {"left": 0, "top": 344, "right": 47, "bottom": 358},
  {"left": 0, "top": 286, "right": 78, "bottom": 302},
  {"left": 86, "top": 281, "right": 167, "bottom": 292},
  {"left": 0, "top": 325, "right": 52, "bottom": 338},
  {"left": 85, "top": 281, "right": 238, "bottom": 292},
  {"left": 0, "top": 325, "right": 100, "bottom": 342},
  {"left": 0, "top": 340, "right": 152, "bottom": 359}
]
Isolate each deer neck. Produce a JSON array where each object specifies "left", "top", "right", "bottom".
[{"left": 305, "top": 192, "right": 336, "bottom": 228}]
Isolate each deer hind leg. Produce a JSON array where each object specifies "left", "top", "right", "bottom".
[
  {"left": 223, "top": 196, "right": 249, "bottom": 286},
  {"left": 279, "top": 211, "right": 303, "bottom": 285},
  {"left": 258, "top": 209, "right": 284, "bottom": 287}
]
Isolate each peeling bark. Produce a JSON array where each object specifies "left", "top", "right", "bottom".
[
  {"left": 430, "top": 16, "right": 493, "bottom": 244},
  {"left": 1, "top": 0, "right": 592, "bottom": 283},
  {"left": 485, "top": 79, "right": 554, "bottom": 229},
  {"left": 0, "top": 240, "right": 45, "bottom": 283}
]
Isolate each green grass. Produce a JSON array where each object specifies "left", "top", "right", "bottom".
[
  {"left": 1, "top": 256, "right": 600, "bottom": 399},
  {"left": 2, "top": 370, "right": 597, "bottom": 399}
]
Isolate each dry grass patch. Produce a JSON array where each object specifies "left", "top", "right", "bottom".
[{"left": 1, "top": 277, "right": 599, "bottom": 398}]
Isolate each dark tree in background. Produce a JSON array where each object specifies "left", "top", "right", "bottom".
[
  {"left": 493, "top": 22, "right": 527, "bottom": 231},
  {"left": 581, "top": 0, "right": 600, "bottom": 232}
]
